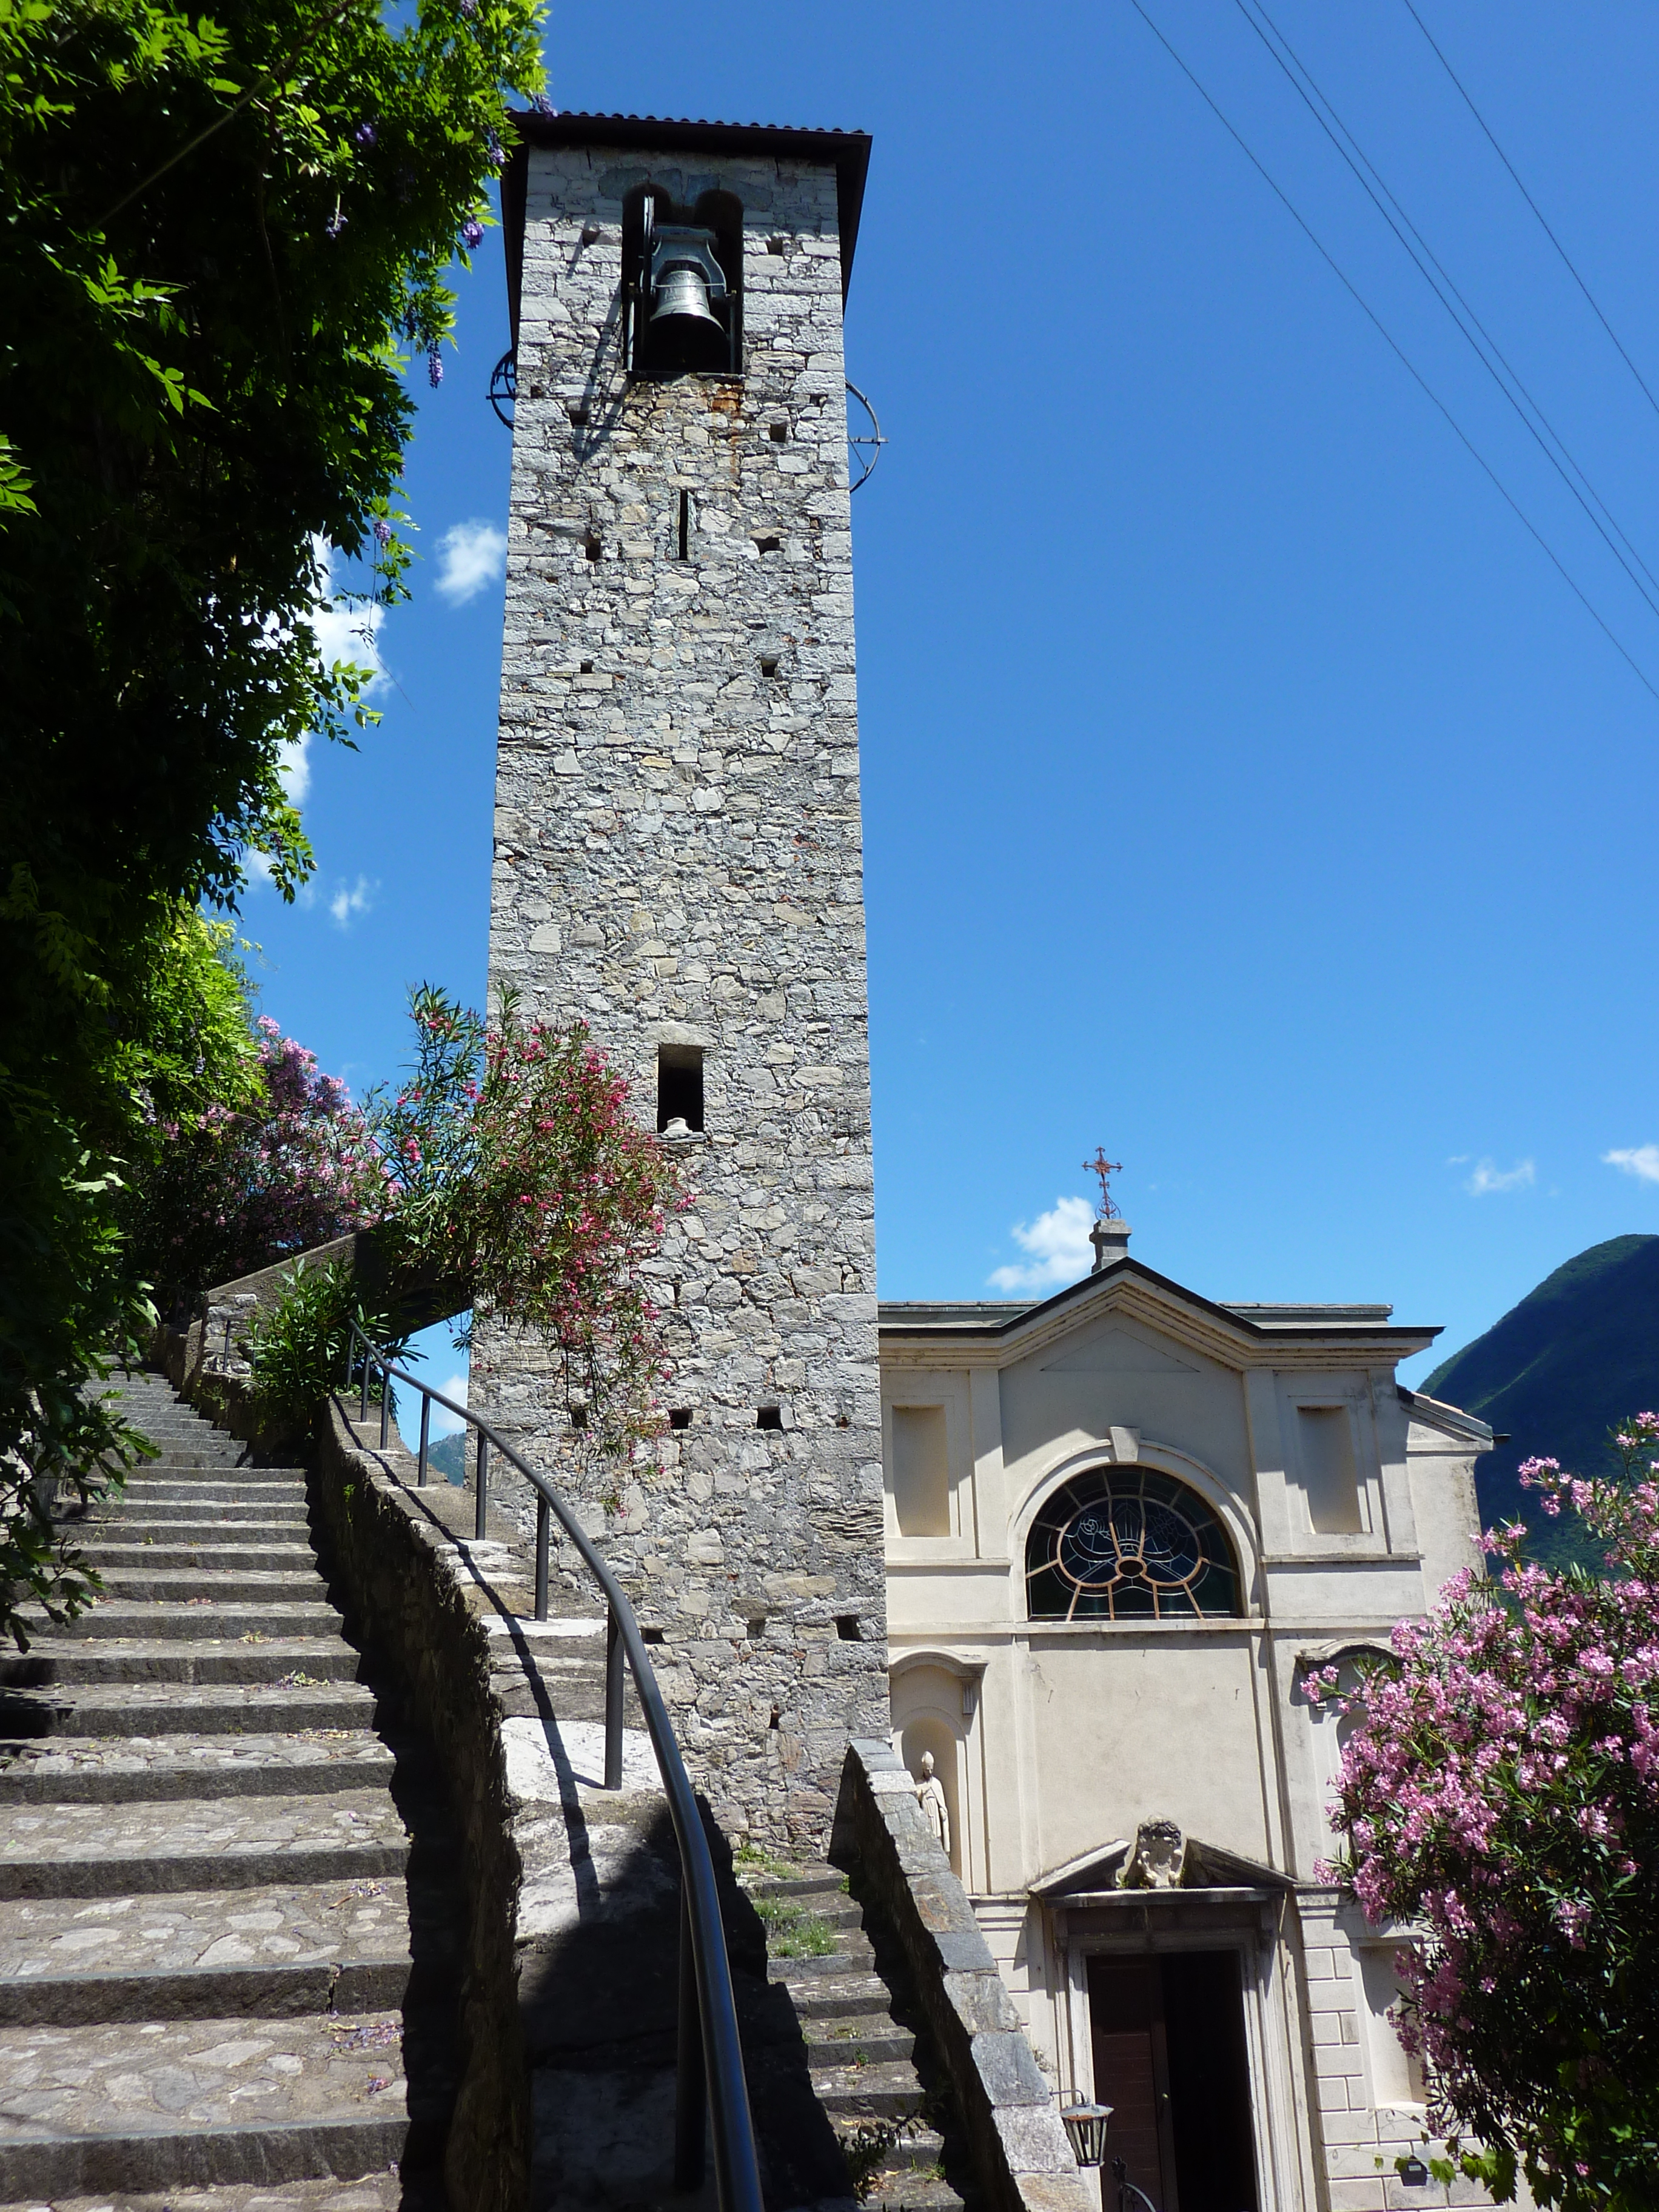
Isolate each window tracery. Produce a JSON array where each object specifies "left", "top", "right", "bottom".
[{"left": 1024, "top": 1466, "right": 1241, "bottom": 1621}]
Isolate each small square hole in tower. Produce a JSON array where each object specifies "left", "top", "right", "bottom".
[
  {"left": 769, "top": 421, "right": 788, "bottom": 442},
  {"left": 759, "top": 655, "right": 780, "bottom": 678},
  {"left": 668, "top": 1407, "right": 692, "bottom": 1430},
  {"left": 834, "top": 1614, "right": 863, "bottom": 1642},
  {"left": 756, "top": 1405, "right": 783, "bottom": 1431},
  {"left": 585, "top": 532, "right": 602, "bottom": 561},
  {"left": 656, "top": 1044, "right": 703, "bottom": 1133}
]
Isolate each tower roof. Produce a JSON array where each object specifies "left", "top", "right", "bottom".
[{"left": 503, "top": 110, "right": 873, "bottom": 331}]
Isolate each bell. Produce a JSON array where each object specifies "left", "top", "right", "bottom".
[
  {"left": 646, "top": 227, "right": 730, "bottom": 372},
  {"left": 651, "top": 261, "right": 724, "bottom": 335}
]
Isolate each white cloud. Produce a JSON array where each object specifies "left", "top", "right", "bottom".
[
  {"left": 278, "top": 731, "right": 312, "bottom": 804},
  {"left": 434, "top": 518, "right": 508, "bottom": 606},
  {"left": 329, "top": 876, "right": 377, "bottom": 929},
  {"left": 1464, "top": 1158, "right": 1535, "bottom": 1196},
  {"left": 1603, "top": 1145, "right": 1659, "bottom": 1185},
  {"left": 307, "top": 537, "right": 389, "bottom": 694},
  {"left": 988, "top": 1194, "right": 1096, "bottom": 1294},
  {"left": 429, "top": 1373, "right": 469, "bottom": 1440}
]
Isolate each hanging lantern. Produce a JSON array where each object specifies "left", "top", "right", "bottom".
[{"left": 1060, "top": 2102, "right": 1112, "bottom": 2168}]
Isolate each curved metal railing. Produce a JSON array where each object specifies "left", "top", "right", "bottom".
[{"left": 343, "top": 1321, "right": 763, "bottom": 2212}]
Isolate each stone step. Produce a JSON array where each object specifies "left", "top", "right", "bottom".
[
  {"left": 830, "top": 2116, "right": 951, "bottom": 2175},
  {"left": 770, "top": 1967, "right": 897, "bottom": 2019},
  {"left": 75, "top": 1540, "right": 319, "bottom": 1570},
  {"left": 93, "top": 1497, "right": 310, "bottom": 1523},
  {"left": 122, "top": 1446, "right": 262, "bottom": 1470},
  {"left": 750, "top": 1869, "right": 852, "bottom": 1900},
  {"left": 0, "top": 2011, "right": 425, "bottom": 2196},
  {"left": 0, "top": 1639, "right": 363, "bottom": 1689},
  {"left": 0, "top": 1876, "right": 447, "bottom": 2025},
  {"left": 753, "top": 1891, "right": 863, "bottom": 1932},
  {"left": 856, "top": 2169, "right": 967, "bottom": 2212},
  {"left": 82, "top": 1570, "right": 329, "bottom": 1604},
  {"left": 112, "top": 1486, "right": 314, "bottom": 1504},
  {"left": 804, "top": 2013, "right": 917, "bottom": 2067},
  {"left": 0, "top": 1681, "right": 376, "bottom": 1738},
  {"left": 0, "top": 1791, "right": 411, "bottom": 1898},
  {"left": 809, "top": 2057, "right": 927, "bottom": 2120},
  {"left": 0, "top": 2176, "right": 407, "bottom": 2212},
  {"left": 13, "top": 1601, "right": 344, "bottom": 1642},
  {"left": 0, "top": 1732, "right": 398, "bottom": 1805},
  {"left": 765, "top": 1931, "right": 876, "bottom": 1977}
]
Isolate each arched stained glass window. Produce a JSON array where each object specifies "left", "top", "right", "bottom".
[{"left": 1025, "top": 1467, "right": 1241, "bottom": 1621}]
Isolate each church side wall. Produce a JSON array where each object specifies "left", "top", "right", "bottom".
[{"left": 479, "top": 140, "right": 888, "bottom": 1846}]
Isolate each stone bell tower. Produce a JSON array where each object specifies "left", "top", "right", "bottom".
[{"left": 475, "top": 112, "right": 887, "bottom": 1843}]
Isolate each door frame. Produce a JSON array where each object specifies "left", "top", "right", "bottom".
[{"left": 1051, "top": 1894, "right": 1306, "bottom": 2212}]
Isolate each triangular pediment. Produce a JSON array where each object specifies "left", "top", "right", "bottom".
[
  {"left": 1040, "top": 1322, "right": 1199, "bottom": 1376},
  {"left": 1031, "top": 1834, "right": 1295, "bottom": 1897}
]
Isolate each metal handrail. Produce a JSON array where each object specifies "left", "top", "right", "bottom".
[{"left": 343, "top": 1321, "right": 763, "bottom": 2212}]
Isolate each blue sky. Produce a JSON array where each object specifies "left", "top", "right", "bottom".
[{"left": 244, "top": 0, "right": 1659, "bottom": 1427}]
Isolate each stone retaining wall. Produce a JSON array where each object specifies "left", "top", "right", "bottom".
[{"left": 834, "top": 1738, "right": 1095, "bottom": 2212}]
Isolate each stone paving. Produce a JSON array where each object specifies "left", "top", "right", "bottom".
[{"left": 0, "top": 1369, "right": 458, "bottom": 2207}]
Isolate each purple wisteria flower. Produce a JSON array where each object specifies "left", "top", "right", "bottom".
[
  {"left": 427, "top": 346, "right": 444, "bottom": 389},
  {"left": 458, "top": 0, "right": 477, "bottom": 16},
  {"left": 373, "top": 519, "right": 392, "bottom": 548},
  {"left": 352, "top": 121, "right": 377, "bottom": 150},
  {"left": 461, "top": 218, "right": 484, "bottom": 249},
  {"left": 530, "top": 94, "right": 555, "bottom": 115},
  {"left": 484, "top": 129, "right": 504, "bottom": 169},
  {"left": 326, "top": 204, "right": 347, "bottom": 240}
]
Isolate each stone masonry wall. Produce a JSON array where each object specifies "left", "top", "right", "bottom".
[{"left": 475, "top": 133, "right": 888, "bottom": 1849}]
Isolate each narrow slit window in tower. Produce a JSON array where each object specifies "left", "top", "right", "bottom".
[
  {"left": 678, "top": 490, "right": 689, "bottom": 560},
  {"left": 656, "top": 1044, "right": 703, "bottom": 1133}
]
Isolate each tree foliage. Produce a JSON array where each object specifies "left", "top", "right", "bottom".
[
  {"left": 0, "top": 0, "right": 545, "bottom": 1514},
  {"left": 372, "top": 987, "right": 685, "bottom": 1456},
  {"left": 1316, "top": 1425, "right": 1659, "bottom": 2209},
  {"left": 129, "top": 1004, "right": 385, "bottom": 1315}
]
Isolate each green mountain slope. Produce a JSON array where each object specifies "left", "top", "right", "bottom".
[{"left": 1423, "top": 1234, "right": 1659, "bottom": 1567}]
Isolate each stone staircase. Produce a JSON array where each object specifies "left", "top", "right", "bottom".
[
  {"left": 737, "top": 1854, "right": 973, "bottom": 2212},
  {"left": 0, "top": 1368, "right": 978, "bottom": 2212},
  {"left": 0, "top": 1368, "right": 461, "bottom": 2209}
]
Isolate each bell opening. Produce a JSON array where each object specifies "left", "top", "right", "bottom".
[{"left": 624, "top": 192, "right": 742, "bottom": 379}]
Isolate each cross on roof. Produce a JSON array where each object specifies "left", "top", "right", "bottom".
[{"left": 1085, "top": 1148, "right": 1123, "bottom": 1222}]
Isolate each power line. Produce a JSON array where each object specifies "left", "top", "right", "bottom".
[
  {"left": 1233, "top": 0, "right": 1659, "bottom": 623},
  {"left": 1118, "top": 0, "right": 1659, "bottom": 705},
  {"left": 1398, "top": 0, "right": 1659, "bottom": 428}
]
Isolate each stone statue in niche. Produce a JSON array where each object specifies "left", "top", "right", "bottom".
[
  {"left": 914, "top": 1751, "right": 951, "bottom": 1858},
  {"left": 1116, "top": 1817, "right": 1185, "bottom": 1890}
]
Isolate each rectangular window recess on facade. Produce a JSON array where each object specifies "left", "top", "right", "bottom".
[
  {"left": 668, "top": 1408, "right": 692, "bottom": 1430},
  {"left": 756, "top": 1406, "right": 783, "bottom": 1431},
  {"left": 640, "top": 1626, "right": 665, "bottom": 1645},
  {"left": 834, "top": 1615, "right": 862, "bottom": 1641},
  {"left": 1295, "top": 1406, "right": 1368, "bottom": 1536},
  {"left": 891, "top": 1404, "right": 950, "bottom": 1537},
  {"left": 657, "top": 1044, "right": 703, "bottom": 1133}
]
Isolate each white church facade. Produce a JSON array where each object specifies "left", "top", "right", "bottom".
[{"left": 878, "top": 1217, "right": 1495, "bottom": 2212}]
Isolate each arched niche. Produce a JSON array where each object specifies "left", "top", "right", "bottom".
[{"left": 890, "top": 1658, "right": 974, "bottom": 1880}]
